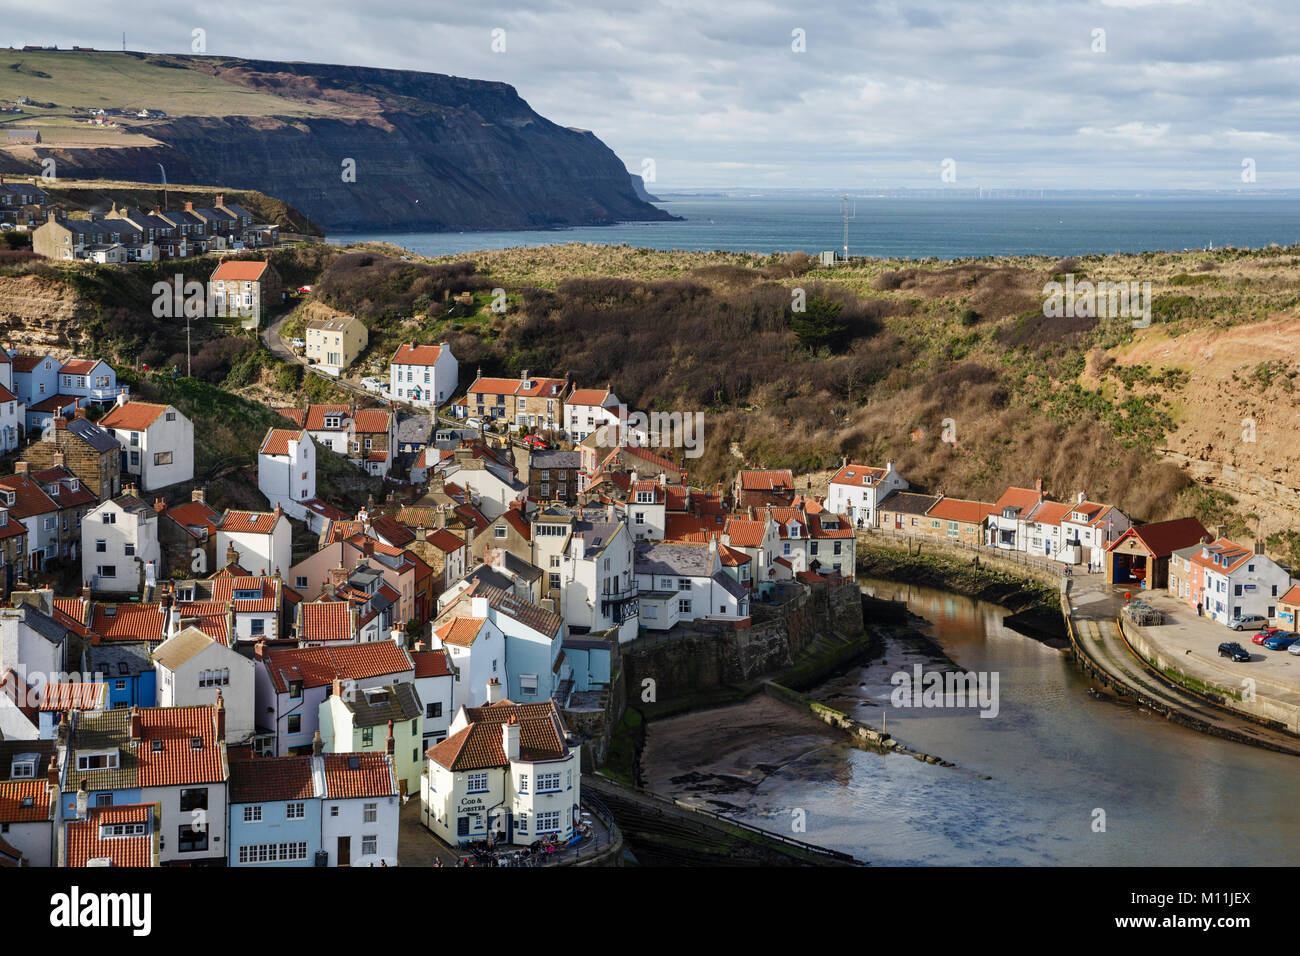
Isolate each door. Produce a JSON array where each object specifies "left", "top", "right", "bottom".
[{"left": 337, "top": 836, "right": 350, "bottom": 866}]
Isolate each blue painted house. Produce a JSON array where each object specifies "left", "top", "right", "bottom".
[
  {"left": 463, "top": 583, "right": 565, "bottom": 703},
  {"left": 228, "top": 754, "right": 324, "bottom": 866},
  {"left": 86, "top": 643, "right": 156, "bottom": 708}
]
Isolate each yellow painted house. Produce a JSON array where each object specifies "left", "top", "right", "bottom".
[{"left": 306, "top": 315, "right": 368, "bottom": 376}]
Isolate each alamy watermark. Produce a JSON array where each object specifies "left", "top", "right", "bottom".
[
  {"left": 889, "top": 664, "right": 1000, "bottom": 718},
  {"left": 1043, "top": 274, "right": 1151, "bottom": 328},
  {"left": 594, "top": 403, "right": 704, "bottom": 459}
]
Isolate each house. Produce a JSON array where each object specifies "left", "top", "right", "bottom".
[
  {"left": 0, "top": 473, "right": 58, "bottom": 573},
  {"left": 351, "top": 408, "right": 395, "bottom": 477},
  {"left": 81, "top": 493, "right": 161, "bottom": 595},
  {"left": 825, "top": 459, "right": 908, "bottom": 529},
  {"left": 474, "top": 500, "right": 532, "bottom": 563},
  {"left": 0, "top": 382, "right": 20, "bottom": 452},
  {"left": 1109, "top": 517, "right": 1210, "bottom": 592},
  {"left": 437, "top": 451, "right": 525, "bottom": 521},
  {"left": 24, "top": 394, "right": 80, "bottom": 436},
  {"left": 21, "top": 412, "right": 122, "bottom": 501},
  {"left": 297, "top": 597, "right": 359, "bottom": 646},
  {"left": 55, "top": 359, "right": 123, "bottom": 405},
  {"left": 56, "top": 702, "right": 229, "bottom": 866},
  {"left": 227, "top": 754, "right": 321, "bottom": 866},
  {"left": 985, "top": 482, "right": 1049, "bottom": 552},
  {"left": 84, "top": 642, "right": 155, "bottom": 709},
  {"left": 208, "top": 258, "right": 282, "bottom": 328},
  {"left": 734, "top": 469, "right": 796, "bottom": 508},
  {"left": 1182, "top": 537, "right": 1292, "bottom": 626},
  {"left": 319, "top": 751, "right": 400, "bottom": 866},
  {"left": 170, "top": 575, "right": 289, "bottom": 644},
  {"left": 153, "top": 627, "right": 257, "bottom": 742},
  {"left": 531, "top": 508, "right": 637, "bottom": 641},
  {"left": 216, "top": 507, "right": 293, "bottom": 578},
  {"left": 8, "top": 354, "right": 60, "bottom": 409},
  {"left": 159, "top": 491, "right": 221, "bottom": 577},
  {"left": 63, "top": 802, "right": 161, "bottom": 867},
  {"left": 257, "top": 428, "right": 316, "bottom": 520},
  {"left": 1056, "top": 494, "right": 1131, "bottom": 568},
  {"left": 36, "top": 682, "right": 107, "bottom": 739},
  {"left": 431, "top": 598, "right": 507, "bottom": 715},
  {"left": 0, "top": 741, "right": 58, "bottom": 866},
  {"left": 721, "top": 513, "right": 779, "bottom": 592},
  {"left": 421, "top": 692, "right": 580, "bottom": 848},
  {"left": 390, "top": 342, "right": 458, "bottom": 408},
  {"left": 318, "top": 681, "right": 423, "bottom": 795},
  {"left": 918, "top": 495, "right": 996, "bottom": 550},
  {"left": 626, "top": 477, "right": 668, "bottom": 542},
  {"left": 98, "top": 398, "right": 194, "bottom": 491},
  {"left": 634, "top": 539, "right": 750, "bottom": 631},
  {"left": 411, "top": 646, "right": 454, "bottom": 752},
  {"left": 288, "top": 536, "right": 427, "bottom": 624},
  {"left": 1279, "top": 584, "right": 1300, "bottom": 631},
  {"left": 529, "top": 450, "right": 581, "bottom": 504},
  {"left": 86, "top": 603, "right": 166, "bottom": 644},
  {"left": 424, "top": 527, "right": 469, "bottom": 596},
  {"left": 457, "top": 370, "right": 567, "bottom": 431},
  {"left": 564, "top": 386, "right": 621, "bottom": 442},
  {"left": 279, "top": 404, "right": 352, "bottom": 455},
  {"left": 32, "top": 464, "right": 98, "bottom": 563},
  {"left": 444, "top": 581, "right": 565, "bottom": 705},
  {"left": 255, "top": 641, "right": 414, "bottom": 757},
  {"left": 305, "top": 314, "right": 367, "bottom": 376},
  {"left": 0, "top": 509, "right": 25, "bottom": 597},
  {"left": 876, "top": 491, "right": 941, "bottom": 532}
]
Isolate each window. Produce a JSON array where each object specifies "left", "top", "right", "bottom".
[
  {"left": 549, "top": 573, "right": 561, "bottom": 591},
  {"left": 288, "top": 680, "right": 303, "bottom": 700},
  {"left": 362, "top": 726, "right": 374, "bottom": 746},
  {"left": 286, "top": 802, "right": 305, "bottom": 820},
  {"left": 153, "top": 451, "right": 173, "bottom": 466},
  {"left": 102, "top": 512, "right": 116, "bottom": 524},
  {"left": 178, "top": 825, "right": 208, "bottom": 853},
  {"left": 76, "top": 752, "right": 119, "bottom": 771},
  {"left": 295, "top": 576, "right": 308, "bottom": 588},
  {"left": 114, "top": 680, "right": 126, "bottom": 691},
  {"left": 678, "top": 578, "right": 691, "bottom": 591},
  {"left": 517, "top": 812, "right": 528, "bottom": 833},
  {"left": 467, "top": 772, "right": 489, "bottom": 794},
  {"left": 179, "top": 788, "right": 208, "bottom": 813},
  {"left": 96, "top": 565, "right": 116, "bottom": 578},
  {"left": 95, "top": 539, "right": 106, "bottom": 552},
  {"left": 250, "top": 619, "right": 265, "bottom": 635},
  {"left": 536, "top": 811, "right": 561, "bottom": 834},
  {"left": 361, "top": 835, "right": 377, "bottom": 856},
  {"left": 520, "top": 674, "right": 538, "bottom": 696},
  {"left": 537, "top": 772, "right": 561, "bottom": 793},
  {"left": 287, "top": 714, "right": 301, "bottom": 734},
  {"left": 679, "top": 599, "right": 692, "bottom": 615},
  {"left": 243, "top": 805, "right": 262, "bottom": 823},
  {"left": 130, "top": 452, "right": 139, "bottom": 467},
  {"left": 494, "top": 525, "right": 507, "bottom": 539},
  {"left": 238, "top": 841, "right": 307, "bottom": 864},
  {"left": 519, "top": 773, "right": 529, "bottom": 793},
  {"left": 364, "top": 802, "right": 377, "bottom": 823}
]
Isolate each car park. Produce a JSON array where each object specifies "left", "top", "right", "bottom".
[
  {"left": 1263, "top": 632, "right": 1300, "bottom": 651},
  {"left": 1217, "top": 641, "right": 1251, "bottom": 662}
]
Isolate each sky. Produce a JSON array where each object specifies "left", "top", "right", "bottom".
[{"left": 7, "top": 0, "right": 1300, "bottom": 191}]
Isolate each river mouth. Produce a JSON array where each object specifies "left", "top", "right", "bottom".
[{"left": 638, "top": 578, "right": 1300, "bottom": 866}]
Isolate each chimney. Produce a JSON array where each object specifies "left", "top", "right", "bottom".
[
  {"left": 153, "top": 497, "right": 166, "bottom": 514},
  {"left": 129, "top": 705, "right": 142, "bottom": 740},
  {"left": 502, "top": 716, "right": 521, "bottom": 761},
  {"left": 225, "top": 541, "right": 239, "bottom": 567},
  {"left": 386, "top": 719, "right": 395, "bottom": 755},
  {"left": 13, "top": 461, "right": 26, "bottom": 475},
  {"left": 415, "top": 640, "right": 427, "bottom": 652},
  {"left": 471, "top": 595, "right": 489, "bottom": 618},
  {"left": 254, "top": 639, "right": 266, "bottom": 660},
  {"left": 1035, "top": 478, "right": 1044, "bottom": 502},
  {"left": 312, "top": 730, "right": 323, "bottom": 756},
  {"left": 214, "top": 691, "right": 225, "bottom": 740},
  {"left": 435, "top": 504, "right": 446, "bottom": 530},
  {"left": 331, "top": 678, "right": 343, "bottom": 698},
  {"left": 486, "top": 677, "right": 504, "bottom": 704},
  {"left": 46, "top": 760, "right": 58, "bottom": 790},
  {"left": 1077, "top": 490, "right": 1087, "bottom": 504},
  {"left": 73, "top": 405, "right": 87, "bottom": 420},
  {"left": 76, "top": 781, "right": 88, "bottom": 821},
  {"left": 115, "top": 392, "right": 128, "bottom": 408},
  {"left": 53, "top": 418, "right": 67, "bottom": 431},
  {"left": 184, "top": 201, "right": 194, "bottom": 212},
  {"left": 215, "top": 193, "right": 224, "bottom": 207},
  {"left": 191, "top": 488, "right": 205, "bottom": 503},
  {"left": 1218, "top": 521, "right": 1227, "bottom": 540},
  {"left": 1255, "top": 539, "right": 1264, "bottom": 555}
]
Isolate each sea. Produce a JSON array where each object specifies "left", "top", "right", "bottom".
[{"left": 328, "top": 195, "right": 1300, "bottom": 260}]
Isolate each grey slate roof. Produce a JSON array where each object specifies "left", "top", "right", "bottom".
[
  {"left": 86, "top": 642, "right": 152, "bottom": 679},
  {"left": 11, "top": 604, "right": 70, "bottom": 646},
  {"left": 476, "top": 582, "right": 562, "bottom": 638},
  {"left": 712, "top": 571, "right": 750, "bottom": 602},
  {"left": 635, "top": 540, "right": 715, "bottom": 578},
  {"left": 342, "top": 682, "right": 421, "bottom": 726},
  {"left": 67, "top": 417, "right": 121, "bottom": 453},
  {"left": 878, "top": 491, "right": 942, "bottom": 516},
  {"left": 530, "top": 450, "right": 580, "bottom": 470}
]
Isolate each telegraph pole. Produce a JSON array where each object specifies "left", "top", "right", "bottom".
[{"left": 840, "top": 194, "right": 855, "bottom": 262}]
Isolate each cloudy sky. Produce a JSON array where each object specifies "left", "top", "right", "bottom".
[{"left": 9, "top": 0, "right": 1299, "bottom": 190}]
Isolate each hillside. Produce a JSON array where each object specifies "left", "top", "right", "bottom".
[{"left": 0, "top": 50, "right": 674, "bottom": 233}]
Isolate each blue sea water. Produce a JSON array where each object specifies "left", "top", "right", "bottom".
[{"left": 329, "top": 196, "right": 1300, "bottom": 259}]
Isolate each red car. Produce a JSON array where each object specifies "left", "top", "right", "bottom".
[
  {"left": 523, "top": 435, "right": 551, "bottom": 450},
  {"left": 1252, "top": 627, "right": 1284, "bottom": 645}
]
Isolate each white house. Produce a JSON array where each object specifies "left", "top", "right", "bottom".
[
  {"left": 216, "top": 508, "right": 293, "bottom": 577},
  {"left": 81, "top": 493, "right": 161, "bottom": 595},
  {"left": 1056, "top": 494, "right": 1132, "bottom": 568},
  {"left": 0, "top": 598, "right": 71, "bottom": 708},
  {"left": 320, "top": 751, "right": 400, "bottom": 867},
  {"left": 634, "top": 539, "right": 750, "bottom": 632},
  {"left": 826, "top": 459, "right": 908, "bottom": 529},
  {"left": 1189, "top": 537, "right": 1293, "bottom": 627},
  {"left": 438, "top": 459, "right": 525, "bottom": 521},
  {"left": 531, "top": 509, "right": 638, "bottom": 642},
  {"left": 257, "top": 428, "right": 316, "bottom": 520},
  {"left": 411, "top": 646, "right": 454, "bottom": 753},
  {"left": 153, "top": 626, "right": 257, "bottom": 743},
  {"left": 430, "top": 598, "right": 506, "bottom": 715},
  {"left": 627, "top": 477, "right": 667, "bottom": 542},
  {"left": 421, "top": 691, "right": 580, "bottom": 848},
  {"left": 0, "top": 382, "right": 22, "bottom": 452},
  {"left": 98, "top": 398, "right": 194, "bottom": 491},
  {"left": 390, "top": 342, "right": 458, "bottom": 409},
  {"left": 564, "top": 386, "right": 622, "bottom": 442}
]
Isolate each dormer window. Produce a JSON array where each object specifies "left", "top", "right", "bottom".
[
  {"left": 190, "top": 737, "right": 202, "bottom": 750},
  {"left": 10, "top": 755, "right": 37, "bottom": 778},
  {"left": 151, "top": 740, "right": 163, "bottom": 753},
  {"left": 324, "top": 416, "right": 341, "bottom": 429},
  {"left": 0, "top": 490, "right": 13, "bottom": 507},
  {"left": 233, "top": 588, "right": 261, "bottom": 601}
]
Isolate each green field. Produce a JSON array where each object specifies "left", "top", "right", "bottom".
[{"left": 0, "top": 50, "right": 341, "bottom": 117}]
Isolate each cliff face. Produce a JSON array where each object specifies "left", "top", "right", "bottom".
[{"left": 24, "top": 58, "right": 673, "bottom": 234}]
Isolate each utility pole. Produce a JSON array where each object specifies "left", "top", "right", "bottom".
[{"left": 840, "top": 194, "right": 855, "bottom": 262}]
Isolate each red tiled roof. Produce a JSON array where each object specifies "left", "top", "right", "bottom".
[
  {"left": 28, "top": 394, "right": 79, "bottom": 413},
  {"left": 301, "top": 404, "right": 351, "bottom": 431},
  {"left": 428, "top": 701, "right": 567, "bottom": 771},
  {"left": 229, "top": 755, "right": 315, "bottom": 803},
  {"left": 0, "top": 384, "right": 15, "bottom": 404},
  {"left": 0, "top": 780, "right": 49, "bottom": 824},
  {"left": 165, "top": 501, "right": 221, "bottom": 538},
  {"left": 352, "top": 409, "right": 390, "bottom": 433},
  {"left": 0, "top": 474, "right": 57, "bottom": 518},
  {"left": 469, "top": 376, "right": 524, "bottom": 396},
  {"left": 91, "top": 604, "right": 164, "bottom": 642},
  {"left": 38, "top": 682, "right": 106, "bottom": 712},
  {"left": 322, "top": 752, "right": 396, "bottom": 798},
  {"left": 100, "top": 401, "right": 169, "bottom": 431},
  {"left": 220, "top": 510, "right": 283, "bottom": 534},
  {"left": 991, "top": 486, "right": 1045, "bottom": 516},
  {"left": 371, "top": 515, "right": 415, "bottom": 546},
  {"left": 412, "top": 648, "right": 452, "bottom": 679},
  {"left": 1027, "top": 500, "right": 1073, "bottom": 525},
  {"left": 926, "top": 497, "right": 996, "bottom": 525},
  {"left": 724, "top": 517, "right": 768, "bottom": 548},
  {"left": 1189, "top": 537, "right": 1256, "bottom": 575},
  {"left": 302, "top": 601, "right": 354, "bottom": 642},
  {"left": 263, "top": 642, "right": 413, "bottom": 694},
  {"left": 426, "top": 528, "right": 466, "bottom": 554},
  {"left": 66, "top": 804, "right": 155, "bottom": 867},
  {"left": 10, "top": 355, "right": 46, "bottom": 373},
  {"left": 137, "top": 705, "right": 225, "bottom": 786},
  {"left": 211, "top": 259, "right": 270, "bottom": 281},
  {"left": 738, "top": 470, "right": 794, "bottom": 492},
  {"left": 209, "top": 576, "right": 278, "bottom": 613},
  {"left": 502, "top": 507, "right": 531, "bottom": 540},
  {"left": 53, "top": 598, "right": 91, "bottom": 634},
  {"left": 59, "top": 359, "right": 100, "bottom": 375},
  {"left": 260, "top": 428, "right": 305, "bottom": 456},
  {"left": 390, "top": 343, "right": 444, "bottom": 366},
  {"left": 567, "top": 388, "right": 612, "bottom": 407},
  {"left": 276, "top": 408, "right": 307, "bottom": 427},
  {"left": 435, "top": 616, "right": 486, "bottom": 648},
  {"left": 829, "top": 463, "right": 886, "bottom": 486}
]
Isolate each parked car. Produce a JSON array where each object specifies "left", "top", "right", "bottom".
[
  {"left": 1218, "top": 642, "right": 1251, "bottom": 662},
  {"left": 360, "top": 377, "right": 383, "bottom": 393},
  {"left": 1252, "top": 627, "right": 1284, "bottom": 645},
  {"left": 1288, "top": 641, "right": 1300, "bottom": 656},
  {"left": 290, "top": 337, "right": 306, "bottom": 350},
  {"left": 1228, "top": 614, "right": 1269, "bottom": 631},
  {"left": 523, "top": 434, "right": 550, "bottom": 450},
  {"left": 464, "top": 417, "right": 483, "bottom": 430},
  {"left": 1263, "top": 632, "right": 1300, "bottom": 651}
]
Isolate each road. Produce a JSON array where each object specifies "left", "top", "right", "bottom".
[{"left": 260, "top": 307, "right": 394, "bottom": 404}]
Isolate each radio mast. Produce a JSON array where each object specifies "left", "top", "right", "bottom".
[{"left": 840, "top": 194, "right": 856, "bottom": 261}]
